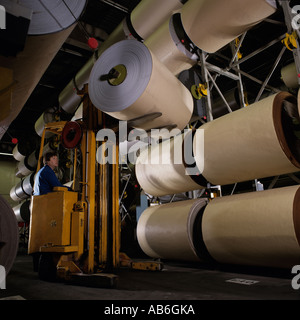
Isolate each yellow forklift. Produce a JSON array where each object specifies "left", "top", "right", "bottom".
[{"left": 28, "top": 85, "right": 162, "bottom": 287}]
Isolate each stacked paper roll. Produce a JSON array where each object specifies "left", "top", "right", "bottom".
[
  {"left": 136, "top": 130, "right": 205, "bottom": 196},
  {"left": 193, "top": 92, "right": 300, "bottom": 186},
  {"left": 144, "top": 15, "right": 197, "bottom": 75},
  {"left": 202, "top": 186, "right": 300, "bottom": 269},
  {"left": 34, "top": 107, "right": 56, "bottom": 138},
  {"left": 22, "top": 0, "right": 87, "bottom": 35},
  {"left": 131, "top": 0, "right": 183, "bottom": 40},
  {"left": 12, "top": 144, "right": 27, "bottom": 162},
  {"left": 181, "top": 0, "right": 276, "bottom": 53},
  {"left": 137, "top": 198, "right": 208, "bottom": 261},
  {"left": 89, "top": 40, "right": 193, "bottom": 131},
  {"left": 13, "top": 201, "right": 31, "bottom": 223}
]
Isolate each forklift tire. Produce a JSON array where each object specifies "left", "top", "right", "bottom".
[{"left": 38, "top": 253, "right": 57, "bottom": 282}]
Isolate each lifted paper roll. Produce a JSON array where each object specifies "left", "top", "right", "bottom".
[
  {"left": 137, "top": 198, "right": 208, "bottom": 261},
  {"left": 202, "top": 186, "right": 300, "bottom": 269},
  {"left": 88, "top": 40, "right": 193, "bottom": 131}
]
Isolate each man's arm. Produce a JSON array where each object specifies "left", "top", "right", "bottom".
[{"left": 45, "top": 167, "right": 71, "bottom": 191}]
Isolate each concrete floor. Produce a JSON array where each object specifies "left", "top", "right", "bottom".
[{"left": 0, "top": 250, "right": 299, "bottom": 301}]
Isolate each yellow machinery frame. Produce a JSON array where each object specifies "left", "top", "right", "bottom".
[{"left": 29, "top": 85, "right": 162, "bottom": 287}]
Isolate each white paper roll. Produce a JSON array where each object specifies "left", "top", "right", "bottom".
[
  {"left": 181, "top": 0, "right": 276, "bottom": 53},
  {"left": 193, "top": 92, "right": 300, "bottom": 186},
  {"left": 21, "top": 0, "right": 87, "bottom": 35},
  {"left": 89, "top": 40, "right": 193, "bottom": 131},
  {"left": 202, "top": 186, "right": 300, "bottom": 269},
  {"left": 13, "top": 201, "right": 31, "bottom": 223},
  {"left": 12, "top": 144, "right": 26, "bottom": 162},
  {"left": 137, "top": 198, "right": 208, "bottom": 261},
  {"left": 34, "top": 107, "right": 56, "bottom": 138},
  {"left": 136, "top": 130, "right": 206, "bottom": 196}
]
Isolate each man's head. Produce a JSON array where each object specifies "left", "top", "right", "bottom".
[{"left": 43, "top": 151, "right": 59, "bottom": 170}]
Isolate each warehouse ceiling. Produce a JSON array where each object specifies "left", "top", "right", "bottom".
[{"left": 0, "top": 0, "right": 297, "bottom": 157}]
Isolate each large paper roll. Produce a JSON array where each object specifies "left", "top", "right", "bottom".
[
  {"left": 130, "top": 0, "right": 183, "bottom": 40},
  {"left": 202, "top": 186, "right": 300, "bottom": 269},
  {"left": 89, "top": 40, "right": 193, "bottom": 131},
  {"left": 21, "top": 0, "right": 87, "bottom": 35},
  {"left": 181, "top": 0, "right": 276, "bottom": 53},
  {"left": 0, "top": 25, "right": 76, "bottom": 140},
  {"left": 136, "top": 130, "right": 206, "bottom": 196},
  {"left": 137, "top": 198, "right": 208, "bottom": 261},
  {"left": 193, "top": 92, "right": 300, "bottom": 186},
  {"left": 0, "top": 195, "right": 19, "bottom": 275},
  {"left": 144, "top": 14, "right": 197, "bottom": 76}
]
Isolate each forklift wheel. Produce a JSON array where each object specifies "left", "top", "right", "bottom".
[{"left": 38, "top": 253, "right": 57, "bottom": 282}]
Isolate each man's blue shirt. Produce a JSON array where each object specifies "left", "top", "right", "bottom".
[{"left": 33, "top": 165, "right": 68, "bottom": 196}]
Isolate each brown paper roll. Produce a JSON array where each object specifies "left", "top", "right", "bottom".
[
  {"left": 181, "top": 0, "right": 276, "bottom": 53},
  {"left": 137, "top": 198, "right": 208, "bottom": 261},
  {"left": 144, "top": 15, "right": 196, "bottom": 75},
  {"left": 0, "top": 25, "right": 76, "bottom": 140},
  {"left": 89, "top": 40, "right": 193, "bottom": 131},
  {"left": 194, "top": 92, "right": 300, "bottom": 186},
  {"left": 202, "top": 186, "right": 300, "bottom": 268},
  {"left": 136, "top": 130, "right": 206, "bottom": 196},
  {"left": 131, "top": 0, "right": 183, "bottom": 40}
]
